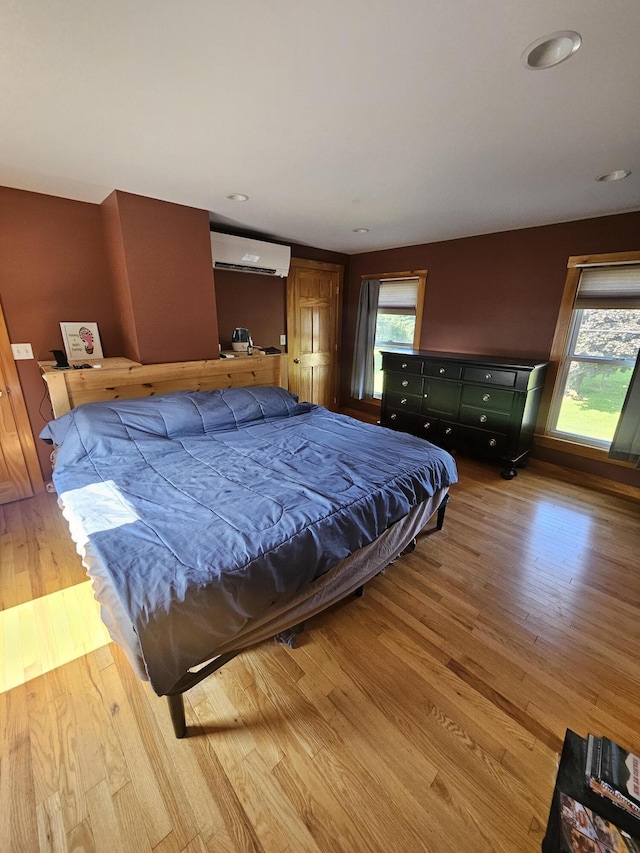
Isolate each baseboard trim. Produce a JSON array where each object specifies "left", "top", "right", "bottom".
[
  {"left": 341, "top": 407, "right": 379, "bottom": 425},
  {"left": 528, "top": 457, "right": 640, "bottom": 501}
]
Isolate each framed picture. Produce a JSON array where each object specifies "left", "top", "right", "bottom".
[{"left": 60, "top": 322, "right": 104, "bottom": 361}]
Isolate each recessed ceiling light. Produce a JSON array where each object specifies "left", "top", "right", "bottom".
[
  {"left": 226, "top": 193, "right": 249, "bottom": 202},
  {"left": 521, "top": 31, "right": 582, "bottom": 70},
  {"left": 596, "top": 170, "right": 631, "bottom": 182},
  {"left": 352, "top": 228, "right": 369, "bottom": 233}
]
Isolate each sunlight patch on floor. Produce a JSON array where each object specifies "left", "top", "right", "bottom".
[{"left": 0, "top": 580, "right": 111, "bottom": 693}]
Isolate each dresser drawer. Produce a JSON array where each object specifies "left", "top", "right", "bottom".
[
  {"left": 382, "top": 354, "right": 423, "bottom": 375},
  {"left": 461, "top": 385, "right": 515, "bottom": 414},
  {"left": 418, "top": 416, "right": 439, "bottom": 438},
  {"left": 435, "top": 420, "right": 467, "bottom": 450},
  {"left": 383, "top": 409, "right": 421, "bottom": 433},
  {"left": 459, "top": 405, "right": 511, "bottom": 431},
  {"left": 385, "top": 391, "right": 422, "bottom": 411},
  {"left": 459, "top": 423, "right": 508, "bottom": 456},
  {"left": 383, "top": 408, "right": 440, "bottom": 439},
  {"left": 463, "top": 366, "right": 517, "bottom": 387},
  {"left": 385, "top": 372, "right": 424, "bottom": 396},
  {"left": 424, "top": 362, "right": 462, "bottom": 380}
]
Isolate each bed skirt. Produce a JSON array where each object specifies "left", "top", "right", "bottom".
[{"left": 68, "top": 487, "right": 448, "bottom": 692}]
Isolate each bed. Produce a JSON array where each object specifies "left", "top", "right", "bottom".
[{"left": 40, "top": 368, "right": 457, "bottom": 738}]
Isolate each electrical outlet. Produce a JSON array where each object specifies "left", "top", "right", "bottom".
[
  {"left": 11, "top": 343, "right": 34, "bottom": 360},
  {"left": 280, "top": 335, "right": 286, "bottom": 346}
]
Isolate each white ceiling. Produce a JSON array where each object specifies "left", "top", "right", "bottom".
[{"left": 1, "top": 1, "right": 639, "bottom": 254}]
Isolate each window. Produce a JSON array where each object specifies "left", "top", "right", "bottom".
[
  {"left": 351, "top": 270, "right": 426, "bottom": 402},
  {"left": 547, "top": 261, "right": 640, "bottom": 448},
  {"left": 373, "top": 276, "right": 425, "bottom": 398}
]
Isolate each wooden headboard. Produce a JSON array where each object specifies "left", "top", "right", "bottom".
[{"left": 40, "top": 355, "right": 287, "bottom": 418}]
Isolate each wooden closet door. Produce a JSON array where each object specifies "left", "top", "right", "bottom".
[
  {"left": 286, "top": 259, "right": 343, "bottom": 409},
  {"left": 0, "top": 303, "right": 41, "bottom": 503}
]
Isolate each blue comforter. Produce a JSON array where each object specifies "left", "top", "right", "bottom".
[{"left": 41, "top": 386, "right": 457, "bottom": 694}]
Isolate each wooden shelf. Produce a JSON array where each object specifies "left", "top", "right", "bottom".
[
  {"left": 39, "top": 355, "right": 286, "bottom": 419},
  {"left": 39, "top": 358, "right": 142, "bottom": 418}
]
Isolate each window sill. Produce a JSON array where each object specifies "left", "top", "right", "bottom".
[
  {"left": 357, "top": 396, "right": 381, "bottom": 409},
  {"left": 534, "top": 433, "right": 635, "bottom": 468}
]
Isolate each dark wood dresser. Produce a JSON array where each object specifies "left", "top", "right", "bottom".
[{"left": 380, "top": 349, "right": 549, "bottom": 478}]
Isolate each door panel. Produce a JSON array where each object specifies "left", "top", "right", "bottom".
[
  {"left": 423, "top": 380, "right": 462, "bottom": 417},
  {"left": 0, "top": 304, "right": 37, "bottom": 503},
  {"left": 287, "top": 260, "right": 343, "bottom": 409},
  {"left": 0, "top": 389, "right": 32, "bottom": 502}
]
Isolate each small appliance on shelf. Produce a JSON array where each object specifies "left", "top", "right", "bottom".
[{"left": 231, "top": 327, "right": 253, "bottom": 354}]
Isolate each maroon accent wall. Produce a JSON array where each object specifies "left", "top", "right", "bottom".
[
  {"left": 2, "top": 180, "right": 636, "bottom": 488},
  {"left": 101, "top": 192, "right": 141, "bottom": 361},
  {"left": 289, "top": 243, "right": 349, "bottom": 268},
  {"left": 0, "top": 186, "right": 125, "bottom": 477},
  {"left": 213, "top": 247, "right": 348, "bottom": 352},
  {"left": 215, "top": 270, "right": 287, "bottom": 351},
  {"left": 346, "top": 211, "right": 640, "bottom": 373},
  {"left": 344, "top": 210, "right": 640, "bottom": 487},
  {"left": 0, "top": 186, "right": 348, "bottom": 483},
  {"left": 104, "top": 191, "right": 219, "bottom": 364}
]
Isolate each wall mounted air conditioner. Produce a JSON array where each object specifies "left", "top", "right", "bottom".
[{"left": 210, "top": 232, "right": 291, "bottom": 277}]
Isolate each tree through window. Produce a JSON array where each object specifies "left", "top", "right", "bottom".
[{"left": 548, "top": 264, "right": 640, "bottom": 446}]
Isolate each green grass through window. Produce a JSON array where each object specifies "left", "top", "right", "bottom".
[{"left": 555, "top": 367, "right": 632, "bottom": 443}]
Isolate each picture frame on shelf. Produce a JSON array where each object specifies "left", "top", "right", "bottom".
[{"left": 60, "top": 322, "right": 104, "bottom": 361}]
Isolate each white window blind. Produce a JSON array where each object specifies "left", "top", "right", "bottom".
[
  {"left": 576, "top": 266, "right": 640, "bottom": 308},
  {"left": 377, "top": 278, "right": 419, "bottom": 315}
]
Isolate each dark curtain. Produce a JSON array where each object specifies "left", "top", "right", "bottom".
[
  {"left": 609, "top": 353, "right": 640, "bottom": 466},
  {"left": 350, "top": 279, "right": 381, "bottom": 399}
]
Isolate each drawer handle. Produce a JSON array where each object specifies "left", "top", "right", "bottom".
[
  {"left": 485, "top": 372, "right": 492, "bottom": 380},
  {"left": 401, "top": 379, "right": 409, "bottom": 387},
  {"left": 479, "top": 414, "right": 488, "bottom": 423},
  {"left": 400, "top": 398, "right": 407, "bottom": 405},
  {"left": 488, "top": 438, "right": 497, "bottom": 447},
  {"left": 423, "top": 421, "right": 431, "bottom": 429},
  {"left": 445, "top": 427, "right": 452, "bottom": 435},
  {"left": 401, "top": 362, "right": 408, "bottom": 369},
  {"left": 482, "top": 393, "right": 491, "bottom": 402},
  {"left": 439, "top": 367, "right": 445, "bottom": 374},
  {"left": 390, "top": 413, "right": 397, "bottom": 420},
  {"left": 423, "top": 392, "right": 429, "bottom": 398}
]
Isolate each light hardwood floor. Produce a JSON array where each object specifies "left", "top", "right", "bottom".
[{"left": 1, "top": 457, "right": 639, "bottom": 852}]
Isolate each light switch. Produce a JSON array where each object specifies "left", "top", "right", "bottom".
[
  {"left": 11, "top": 343, "right": 34, "bottom": 360},
  {"left": 280, "top": 335, "right": 287, "bottom": 346}
]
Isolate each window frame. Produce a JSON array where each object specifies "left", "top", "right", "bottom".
[
  {"left": 359, "top": 269, "right": 427, "bottom": 402},
  {"left": 541, "top": 251, "right": 640, "bottom": 456}
]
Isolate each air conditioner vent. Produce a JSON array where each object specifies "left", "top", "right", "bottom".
[
  {"left": 210, "top": 232, "right": 291, "bottom": 277},
  {"left": 214, "top": 262, "right": 277, "bottom": 275}
]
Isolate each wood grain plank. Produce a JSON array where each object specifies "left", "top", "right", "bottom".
[
  {"left": 40, "top": 355, "right": 285, "bottom": 417},
  {"left": 36, "top": 791, "right": 67, "bottom": 853},
  {"left": 1, "top": 455, "right": 639, "bottom": 852}
]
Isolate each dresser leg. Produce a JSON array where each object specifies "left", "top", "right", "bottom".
[{"left": 500, "top": 468, "right": 518, "bottom": 480}]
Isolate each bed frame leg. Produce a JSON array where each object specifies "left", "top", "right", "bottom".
[
  {"left": 401, "top": 538, "right": 416, "bottom": 555},
  {"left": 275, "top": 621, "right": 306, "bottom": 649},
  {"left": 167, "top": 694, "right": 187, "bottom": 739},
  {"left": 436, "top": 494, "right": 450, "bottom": 530}
]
